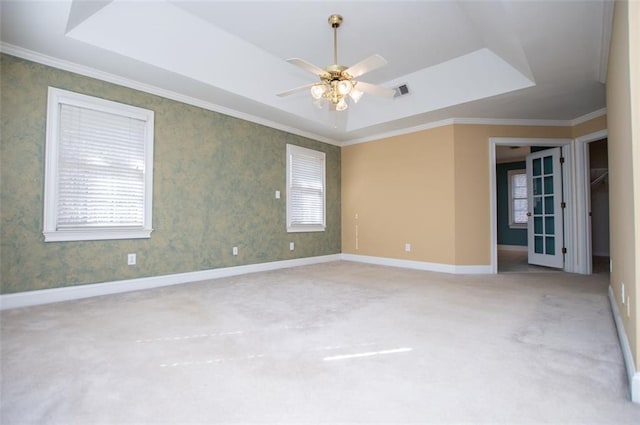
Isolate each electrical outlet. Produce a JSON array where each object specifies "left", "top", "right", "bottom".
[
  {"left": 290, "top": 242, "right": 295, "bottom": 251},
  {"left": 275, "top": 190, "right": 280, "bottom": 199},
  {"left": 127, "top": 253, "right": 136, "bottom": 266},
  {"left": 232, "top": 246, "right": 238, "bottom": 256},
  {"left": 405, "top": 243, "right": 411, "bottom": 252}
]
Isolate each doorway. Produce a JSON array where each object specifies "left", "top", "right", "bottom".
[
  {"left": 588, "top": 139, "right": 610, "bottom": 273},
  {"left": 574, "top": 129, "right": 609, "bottom": 275},
  {"left": 494, "top": 144, "right": 568, "bottom": 273},
  {"left": 490, "top": 137, "right": 575, "bottom": 274}
]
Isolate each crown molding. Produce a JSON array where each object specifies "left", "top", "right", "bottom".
[
  {"left": 0, "top": 43, "right": 341, "bottom": 147},
  {"left": 570, "top": 108, "right": 607, "bottom": 126},
  {"left": 342, "top": 119, "right": 457, "bottom": 146},
  {"left": 341, "top": 113, "right": 607, "bottom": 147},
  {"left": 598, "top": 0, "right": 615, "bottom": 84},
  {"left": 1, "top": 43, "right": 607, "bottom": 149}
]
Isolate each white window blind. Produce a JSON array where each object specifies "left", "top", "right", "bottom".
[
  {"left": 508, "top": 170, "right": 528, "bottom": 227},
  {"left": 44, "top": 87, "right": 154, "bottom": 242},
  {"left": 58, "top": 104, "right": 146, "bottom": 228},
  {"left": 286, "top": 144, "right": 326, "bottom": 232}
]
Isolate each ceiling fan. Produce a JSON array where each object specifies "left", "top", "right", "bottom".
[{"left": 277, "top": 14, "right": 395, "bottom": 111}]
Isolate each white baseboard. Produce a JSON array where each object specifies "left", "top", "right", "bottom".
[
  {"left": 608, "top": 285, "right": 640, "bottom": 403},
  {"left": 0, "top": 253, "right": 495, "bottom": 310},
  {"left": 341, "top": 253, "right": 492, "bottom": 274},
  {"left": 0, "top": 254, "right": 341, "bottom": 311},
  {"left": 497, "top": 244, "right": 528, "bottom": 252}
]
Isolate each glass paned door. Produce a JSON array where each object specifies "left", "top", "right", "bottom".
[{"left": 526, "top": 148, "right": 564, "bottom": 268}]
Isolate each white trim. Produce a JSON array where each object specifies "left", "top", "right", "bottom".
[
  {"left": 43, "top": 87, "right": 155, "bottom": 242},
  {"left": 575, "top": 129, "right": 609, "bottom": 144},
  {"left": 286, "top": 144, "right": 326, "bottom": 233},
  {"left": 497, "top": 244, "right": 528, "bottom": 252},
  {"left": 43, "top": 228, "right": 153, "bottom": 242},
  {"left": 343, "top": 114, "right": 608, "bottom": 147},
  {"left": 341, "top": 253, "right": 492, "bottom": 274},
  {"left": 561, "top": 144, "right": 577, "bottom": 273},
  {"left": 452, "top": 117, "right": 570, "bottom": 127},
  {"left": 598, "top": 0, "right": 615, "bottom": 83},
  {"left": 0, "top": 42, "right": 341, "bottom": 147},
  {"left": 608, "top": 286, "right": 640, "bottom": 403},
  {"left": 0, "top": 254, "right": 341, "bottom": 310},
  {"left": 490, "top": 138, "right": 575, "bottom": 274},
  {"left": 1, "top": 43, "right": 608, "bottom": 149},
  {"left": 0, "top": 253, "right": 496, "bottom": 311},
  {"left": 574, "top": 129, "right": 609, "bottom": 275},
  {"left": 342, "top": 119, "right": 456, "bottom": 146},
  {"left": 571, "top": 108, "right": 607, "bottom": 127}
]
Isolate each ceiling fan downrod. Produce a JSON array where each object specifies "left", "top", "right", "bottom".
[{"left": 329, "top": 14, "right": 343, "bottom": 65}]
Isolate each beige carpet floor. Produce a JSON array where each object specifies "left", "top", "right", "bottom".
[{"left": 1, "top": 261, "right": 639, "bottom": 424}]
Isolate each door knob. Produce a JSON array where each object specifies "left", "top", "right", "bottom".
[{"left": 526, "top": 212, "right": 532, "bottom": 217}]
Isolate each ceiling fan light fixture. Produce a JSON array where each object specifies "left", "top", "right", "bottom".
[
  {"left": 310, "top": 83, "right": 326, "bottom": 99},
  {"left": 336, "top": 98, "right": 348, "bottom": 111},
  {"left": 337, "top": 80, "right": 353, "bottom": 96},
  {"left": 278, "top": 14, "right": 393, "bottom": 111},
  {"left": 349, "top": 88, "right": 364, "bottom": 103}
]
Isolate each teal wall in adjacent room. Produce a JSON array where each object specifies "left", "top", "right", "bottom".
[
  {"left": 496, "top": 161, "right": 527, "bottom": 246},
  {"left": 0, "top": 54, "right": 341, "bottom": 294}
]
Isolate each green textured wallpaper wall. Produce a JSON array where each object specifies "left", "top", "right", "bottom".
[{"left": 0, "top": 54, "right": 341, "bottom": 294}]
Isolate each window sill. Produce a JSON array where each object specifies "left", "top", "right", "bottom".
[
  {"left": 44, "top": 228, "right": 153, "bottom": 242},
  {"left": 287, "top": 225, "right": 326, "bottom": 233},
  {"left": 508, "top": 224, "right": 527, "bottom": 230}
]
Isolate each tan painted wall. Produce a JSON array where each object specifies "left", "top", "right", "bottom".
[
  {"left": 342, "top": 126, "right": 456, "bottom": 264},
  {"left": 632, "top": 0, "right": 640, "bottom": 372},
  {"left": 573, "top": 115, "right": 608, "bottom": 138},
  {"left": 342, "top": 124, "right": 574, "bottom": 266},
  {"left": 452, "top": 125, "right": 572, "bottom": 265},
  {"left": 606, "top": 0, "right": 639, "bottom": 369}
]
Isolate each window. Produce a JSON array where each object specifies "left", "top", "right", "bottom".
[
  {"left": 508, "top": 169, "right": 528, "bottom": 228},
  {"left": 286, "top": 144, "right": 326, "bottom": 232},
  {"left": 43, "top": 87, "right": 154, "bottom": 242}
]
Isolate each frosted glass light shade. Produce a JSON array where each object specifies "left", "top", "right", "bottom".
[
  {"left": 349, "top": 89, "right": 364, "bottom": 103},
  {"left": 310, "top": 84, "right": 326, "bottom": 99},
  {"left": 337, "top": 80, "right": 353, "bottom": 96},
  {"left": 336, "top": 98, "right": 348, "bottom": 111}
]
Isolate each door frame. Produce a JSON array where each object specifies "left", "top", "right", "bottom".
[
  {"left": 489, "top": 137, "right": 575, "bottom": 274},
  {"left": 574, "top": 129, "right": 609, "bottom": 275}
]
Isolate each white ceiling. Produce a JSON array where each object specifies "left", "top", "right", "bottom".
[{"left": 0, "top": 0, "right": 613, "bottom": 145}]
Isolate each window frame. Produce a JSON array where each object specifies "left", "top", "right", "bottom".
[
  {"left": 286, "top": 144, "right": 326, "bottom": 233},
  {"left": 507, "top": 169, "right": 528, "bottom": 229},
  {"left": 43, "top": 87, "right": 155, "bottom": 242}
]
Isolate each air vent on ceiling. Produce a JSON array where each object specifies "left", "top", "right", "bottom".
[{"left": 394, "top": 84, "right": 410, "bottom": 98}]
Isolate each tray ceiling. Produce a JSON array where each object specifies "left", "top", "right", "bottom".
[{"left": 0, "top": 1, "right": 612, "bottom": 144}]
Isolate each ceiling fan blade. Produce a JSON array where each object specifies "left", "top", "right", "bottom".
[
  {"left": 355, "top": 81, "right": 396, "bottom": 98},
  {"left": 286, "top": 58, "right": 328, "bottom": 77},
  {"left": 345, "top": 54, "right": 388, "bottom": 78},
  {"left": 276, "top": 83, "right": 316, "bottom": 97}
]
